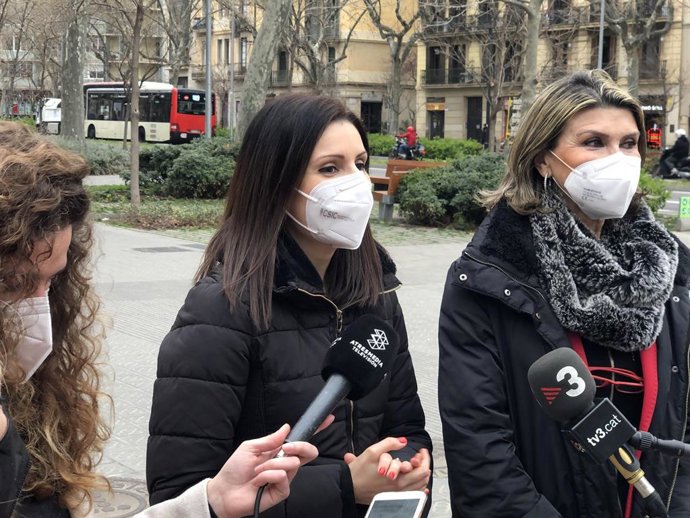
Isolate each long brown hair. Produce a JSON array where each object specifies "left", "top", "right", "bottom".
[
  {"left": 481, "top": 70, "right": 646, "bottom": 212},
  {"left": 196, "top": 94, "right": 384, "bottom": 330},
  {"left": 0, "top": 122, "right": 110, "bottom": 511}
]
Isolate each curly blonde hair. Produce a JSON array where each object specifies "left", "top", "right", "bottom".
[{"left": 0, "top": 122, "right": 111, "bottom": 512}]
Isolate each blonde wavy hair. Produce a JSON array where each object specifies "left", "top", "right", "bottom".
[
  {"left": 0, "top": 122, "right": 111, "bottom": 512},
  {"left": 480, "top": 70, "right": 646, "bottom": 213}
]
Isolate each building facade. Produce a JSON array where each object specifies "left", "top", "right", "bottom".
[
  {"left": 415, "top": 0, "right": 689, "bottom": 148},
  {"left": 182, "top": 0, "right": 419, "bottom": 134}
]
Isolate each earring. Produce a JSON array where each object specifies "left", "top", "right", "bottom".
[{"left": 543, "top": 173, "right": 550, "bottom": 191}]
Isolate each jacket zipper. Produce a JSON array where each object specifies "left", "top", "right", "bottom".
[
  {"left": 665, "top": 342, "right": 690, "bottom": 508},
  {"left": 463, "top": 250, "right": 548, "bottom": 304},
  {"left": 294, "top": 284, "right": 400, "bottom": 454}
]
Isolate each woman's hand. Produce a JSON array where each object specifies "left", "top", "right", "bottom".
[
  {"left": 0, "top": 405, "right": 7, "bottom": 441},
  {"left": 207, "top": 416, "right": 333, "bottom": 518},
  {"left": 344, "top": 437, "right": 431, "bottom": 505}
]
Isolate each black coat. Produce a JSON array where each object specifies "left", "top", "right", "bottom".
[
  {"left": 0, "top": 416, "right": 69, "bottom": 518},
  {"left": 438, "top": 201, "right": 690, "bottom": 518},
  {"left": 670, "top": 135, "right": 690, "bottom": 160},
  {"left": 147, "top": 233, "right": 432, "bottom": 518}
]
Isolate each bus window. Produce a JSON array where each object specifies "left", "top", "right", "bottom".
[
  {"left": 177, "top": 91, "right": 215, "bottom": 115},
  {"left": 150, "top": 93, "right": 171, "bottom": 122}
]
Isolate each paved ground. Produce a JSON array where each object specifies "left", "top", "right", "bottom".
[
  {"left": 90, "top": 222, "right": 465, "bottom": 517},
  {"left": 85, "top": 174, "right": 690, "bottom": 517}
]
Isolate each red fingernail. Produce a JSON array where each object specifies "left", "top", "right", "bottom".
[
  {"left": 399, "top": 437, "right": 407, "bottom": 444},
  {"left": 378, "top": 467, "right": 385, "bottom": 475},
  {"left": 388, "top": 472, "right": 396, "bottom": 480}
]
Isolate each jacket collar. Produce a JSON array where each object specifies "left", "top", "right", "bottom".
[{"left": 273, "top": 230, "right": 400, "bottom": 294}]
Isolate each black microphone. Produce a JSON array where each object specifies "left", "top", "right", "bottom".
[
  {"left": 284, "top": 314, "right": 398, "bottom": 444},
  {"left": 527, "top": 348, "right": 667, "bottom": 517}
]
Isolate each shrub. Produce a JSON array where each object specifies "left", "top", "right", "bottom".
[
  {"left": 214, "top": 126, "right": 231, "bottom": 138},
  {"left": 124, "top": 137, "right": 239, "bottom": 197},
  {"left": 166, "top": 147, "right": 234, "bottom": 198},
  {"left": 86, "top": 184, "right": 130, "bottom": 202},
  {"left": 367, "top": 133, "right": 395, "bottom": 156},
  {"left": 418, "top": 137, "right": 484, "bottom": 161},
  {"left": 50, "top": 137, "right": 130, "bottom": 176},
  {"left": 398, "top": 153, "right": 505, "bottom": 228},
  {"left": 1, "top": 116, "right": 36, "bottom": 129},
  {"left": 639, "top": 167, "right": 670, "bottom": 214}
]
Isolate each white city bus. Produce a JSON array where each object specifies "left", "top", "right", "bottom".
[{"left": 84, "top": 81, "right": 216, "bottom": 143}]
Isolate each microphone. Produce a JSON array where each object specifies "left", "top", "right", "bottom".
[
  {"left": 527, "top": 348, "right": 667, "bottom": 517},
  {"left": 284, "top": 314, "right": 398, "bottom": 444}
]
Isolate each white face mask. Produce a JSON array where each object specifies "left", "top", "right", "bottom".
[
  {"left": 287, "top": 171, "right": 374, "bottom": 250},
  {"left": 15, "top": 294, "right": 53, "bottom": 382},
  {"left": 550, "top": 150, "right": 641, "bottom": 219}
]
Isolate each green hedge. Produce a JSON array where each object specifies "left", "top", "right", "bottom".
[
  {"left": 418, "top": 137, "right": 484, "bottom": 160},
  {"left": 50, "top": 137, "right": 130, "bottom": 176},
  {"left": 123, "top": 137, "right": 240, "bottom": 198},
  {"left": 639, "top": 167, "right": 669, "bottom": 213},
  {"left": 397, "top": 153, "right": 505, "bottom": 229},
  {"left": 367, "top": 133, "right": 394, "bottom": 156}
]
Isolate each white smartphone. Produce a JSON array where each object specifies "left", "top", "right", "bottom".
[{"left": 364, "top": 490, "right": 427, "bottom": 518}]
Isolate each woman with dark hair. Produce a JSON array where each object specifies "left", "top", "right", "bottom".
[
  {"left": 0, "top": 121, "right": 111, "bottom": 517},
  {"left": 439, "top": 70, "right": 690, "bottom": 516},
  {"left": 146, "top": 94, "right": 432, "bottom": 518}
]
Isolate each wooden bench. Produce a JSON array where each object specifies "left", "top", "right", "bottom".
[{"left": 371, "top": 159, "right": 445, "bottom": 222}]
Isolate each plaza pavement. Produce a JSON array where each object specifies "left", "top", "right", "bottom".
[
  {"left": 90, "top": 219, "right": 690, "bottom": 518},
  {"left": 91, "top": 222, "right": 466, "bottom": 517}
]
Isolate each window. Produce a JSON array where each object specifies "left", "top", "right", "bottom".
[
  {"left": 177, "top": 91, "right": 216, "bottom": 115},
  {"left": 224, "top": 39, "right": 230, "bottom": 64},
  {"left": 240, "top": 38, "right": 248, "bottom": 70},
  {"left": 149, "top": 93, "right": 171, "bottom": 122},
  {"left": 89, "top": 69, "right": 105, "bottom": 80},
  {"left": 641, "top": 35, "right": 661, "bottom": 79},
  {"left": 217, "top": 38, "right": 223, "bottom": 64}
]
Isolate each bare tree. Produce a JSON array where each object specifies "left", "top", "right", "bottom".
[
  {"left": 237, "top": 0, "right": 290, "bottom": 138},
  {"left": 285, "top": 0, "right": 365, "bottom": 94},
  {"left": 424, "top": 0, "right": 525, "bottom": 150},
  {"left": 61, "top": 0, "right": 90, "bottom": 140},
  {"left": 604, "top": 0, "right": 672, "bottom": 97},
  {"left": 363, "top": 0, "right": 422, "bottom": 134},
  {"left": 1, "top": 0, "right": 35, "bottom": 117}
]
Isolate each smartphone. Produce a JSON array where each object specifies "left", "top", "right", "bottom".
[{"left": 364, "top": 491, "right": 427, "bottom": 518}]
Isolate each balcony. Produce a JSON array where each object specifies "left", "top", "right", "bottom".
[
  {"left": 423, "top": 67, "right": 480, "bottom": 86},
  {"left": 423, "top": 15, "right": 468, "bottom": 35},
  {"left": 640, "top": 59, "right": 667, "bottom": 80},
  {"left": 542, "top": 7, "right": 583, "bottom": 27}
]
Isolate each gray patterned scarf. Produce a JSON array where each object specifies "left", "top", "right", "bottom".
[{"left": 530, "top": 189, "right": 678, "bottom": 351}]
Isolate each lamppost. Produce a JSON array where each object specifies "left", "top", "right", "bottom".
[
  {"left": 597, "top": 0, "right": 605, "bottom": 70},
  {"left": 205, "top": 0, "right": 212, "bottom": 139}
]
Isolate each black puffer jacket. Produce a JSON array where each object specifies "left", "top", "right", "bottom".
[
  {"left": 439, "top": 201, "right": 690, "bottom": 517},
  {"left": 147, "top": 233, "right": 432, "bottom": 518},
  {"left": 0, "top": 416, "right": 69, "bottom": 517}
]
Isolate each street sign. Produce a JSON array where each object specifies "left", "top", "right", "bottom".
[{"left": 680, "top": 196, "right": 690, "bottom": 219}]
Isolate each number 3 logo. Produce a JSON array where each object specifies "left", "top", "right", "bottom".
[{"left": 556, "top": 365, "right": 586, "bottom": 397}]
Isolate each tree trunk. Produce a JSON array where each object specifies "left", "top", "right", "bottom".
[
  {"left": 388, "top": 59, "right": 403, "bottom": 135},
  {"left": 62, "top": 0, "right": 86, "bottom": 141},
  {"left": 625, "top": 44, "right": 640, "bottom": 98},
  {"left": 237, "top": 0, "right": 290, "bottom": 138},
  {"left": 129, "top": 3, "right": 145, "bottom": 208},
  {"left": 519, "top": 0, "right": 541, "bottom": 116}
]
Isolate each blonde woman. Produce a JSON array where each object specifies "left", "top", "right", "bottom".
[{"left": 439, "top": 71, "right": 690, "bottom": 517}]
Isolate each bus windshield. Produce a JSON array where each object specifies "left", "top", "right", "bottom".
[{"left": 177, "top": 91, "right": 215, "bottom": 115}]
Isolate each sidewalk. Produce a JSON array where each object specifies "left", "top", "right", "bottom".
[
  {"left": 90, "top": 220, "right": 690, "bottom": 517},
  {"left": 91, "top": 223, "right": 464, "bottom": 517}
]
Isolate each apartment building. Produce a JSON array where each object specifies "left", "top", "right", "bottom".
[
  {"left": 182, "top": 0, "right": 418, "bottom": 133},
  {"left": 416, "top": 0, "right": 689, "bottom": 147}
]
